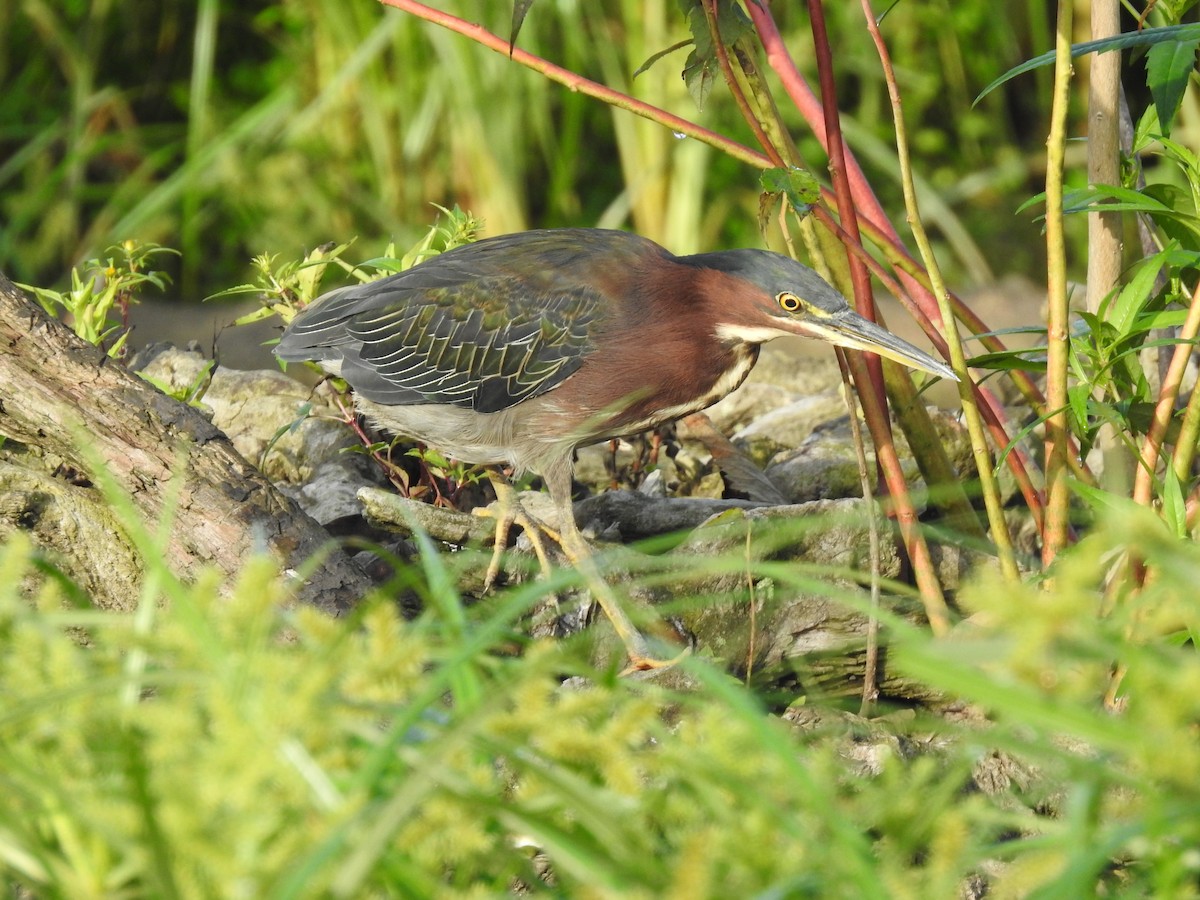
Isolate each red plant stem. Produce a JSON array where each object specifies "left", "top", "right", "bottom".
[
  {"left": 814, "top": 203, "right": 1045, "bottom": 529},
  {"left": 379, "top": 0, "right": 771, "bottom": 169},
  {"left": 804, "top": 0, "right": 886, "bottom": 406},
  {"left": 701, "top": 0, "right": 787, "bottom": 168},
  {"left": 384, "top": 0, "right": 1054, "bottom": 539},
  {"left": 846, "top": 353, "right": 951, "bottom": 631},
  {"left": 746, "top": 2, "right": 945, "bottom": 333},
  {"left": 801, "top": 1, "right": 948, "bottom": 622},
  {"left": 749, "top": 2, "right": 1074, "bottom": 521}
]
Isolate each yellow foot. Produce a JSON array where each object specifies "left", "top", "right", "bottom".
[
  {"left": 620, "top": 645, "right": 692, "bottom": 676},
  {"left": 474, "top": 478, "right": 557, "bottom": 590},
  {"left": 476, "top": 472, "right": 689, "bottom": 673}
]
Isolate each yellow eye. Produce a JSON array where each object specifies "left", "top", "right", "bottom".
[{"left": 777, "top": 292, "right": 804, "bottom": 313}]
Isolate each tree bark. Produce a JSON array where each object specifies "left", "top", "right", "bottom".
[{"left": 0, "top": 271, "right": 370, "bottom": 614}]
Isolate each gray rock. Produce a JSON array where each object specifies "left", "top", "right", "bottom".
[
  {"left": 285, "top": 460, "right": 379, "bottom": 528},
  {"left": 731, "top": 391, "right": 848, "bottom": 466},
  {"left": 136, "top": 347, "right": 367, "bottom": 485},
  {"left": 764, "top": 420, "right": 896, "bottom": 503}
]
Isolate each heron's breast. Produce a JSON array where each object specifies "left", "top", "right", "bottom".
[{"left": 536, "top": 336, "right": 760, "bottom": 444}]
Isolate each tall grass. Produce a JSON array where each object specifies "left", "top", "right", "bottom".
[
  {"left": 2, "top": 489, "right": 1199, "bottom": 896},
  {"left": 1, "top": 1, "right": 1054, "bottom": 297}
]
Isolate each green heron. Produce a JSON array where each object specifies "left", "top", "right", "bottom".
[{"left": 277, "top": 228, "right": 954, "bottom": 668}]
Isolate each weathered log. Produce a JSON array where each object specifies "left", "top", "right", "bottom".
[
  {"left": 359, "top": 481, "right": 954, "bottom": 698},
  {"left": 0, "top": 271, "right": 371, "bottom": 614},
  {"left": 359, "top": 484, "right": 768, "bottom": 545}
]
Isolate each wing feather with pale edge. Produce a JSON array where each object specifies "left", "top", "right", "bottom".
[{"left": 276, "top": 230, "right": 661, "bottom": 413}]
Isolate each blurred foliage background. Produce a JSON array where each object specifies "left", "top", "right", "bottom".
[{"left": 3, "top": 0, "right": 1161, "bottom": 301}]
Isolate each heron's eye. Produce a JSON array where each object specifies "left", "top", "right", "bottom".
[{"left": 777, "top": 292, "right": 804, "bottom": 313}]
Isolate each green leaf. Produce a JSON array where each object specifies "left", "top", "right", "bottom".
[
  {"left": 975, "top": 23, "right": 1200, "bottom": 105},
  {"left": 231, "top": 306, "right": 278, "bottom": 327},
  {"left": 1108, "top": 253, "right": 1168, "bottom": 337},
  {"left": 408, "top": 446, "right": 452, "bottom": 469},
  {"left": 1162, "top": 462, "right": 1187, "bottom": 538},
  {"left": 681, "top": 48, "right": 716, "bottom": 110},
  {"left": 1133, "top": 309, "right": 1192, "bottom": 331},
  {"left": 1062, "top": 184, "right": 1174, "bottom": 216},
  {"left": 1067, "top": 383, "right": 1091, "bottom": 434},
  {"left": 759, "top": 167, "right": 820, "bottom": 216},
  {"left": 1147, "top": 38, "right": 1198, "bottom": 137},
  {"left": 1132, "top": 104, "right": 1163, "bottom": 154},
  {"left": 966, "top": 324, "right": 1048, "bottom": 342},
  {"left": 1069, "top": 480, "right": 1129, "bottom": 515},
  {"left": 509, "top": 0, "right": 535, "bottom": 53},
  {"left": 965, "top": 349, "right": 1047, "bottom": 372},
  {"left": 356, "top": 256, "right": 407, "bottom": 274},
  {"left": 1046, "top": 185, "right": 1200, "bottom": 247},
  {"left": 1152, "top": 135, "right": 1200, "bottom": 188},
  {"left": 1160, "top": 247, "right": 1200, "bottom": 270},
  {"left": 678, "top": 0, "right": 753, "bottom": 110},
  {"left": 295, "top": 241, "right": 351, "bottom": 302},
  {"left": 633, "top": 39, "right": 693, "bottom": 79}
]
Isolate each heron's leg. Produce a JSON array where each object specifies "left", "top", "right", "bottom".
[
  {"left": 543, "top": 469, "right": 687, "bottom": 673},
  {"left": 476, "top": 470, "right": 554, "bottom": 590}
]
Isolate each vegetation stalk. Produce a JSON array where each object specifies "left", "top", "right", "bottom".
[
  {"left": 859, "top": 0, "right": 1020, "bottom": 580},
  {"left": 804, "top": 0, "right": 949, "bottom": 631},
  {"left": 1042, "top": 0, "right": 1076, "bottom": 569}
]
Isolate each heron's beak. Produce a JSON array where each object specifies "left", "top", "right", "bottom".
[{"left": 801, "top": 309, "right": 958, "bottom": 382}]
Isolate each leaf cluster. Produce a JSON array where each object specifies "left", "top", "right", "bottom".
[
  {"left": 18, "top": 241, "right": 176, "bottom": 359},
  {"left": 3, "top": 492, "right": 1200, "bottom": 896}
]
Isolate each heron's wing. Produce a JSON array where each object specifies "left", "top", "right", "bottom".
[
  {"left": 335, "top": 275, "right": 600, "bottom": 412},
  {"left": 277, "top": 230, "right": 658, "bottom": 413}
]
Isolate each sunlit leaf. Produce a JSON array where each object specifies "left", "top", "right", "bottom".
[
  {"left": 1162, "top": 463, "right": 1187, "bottom": 538},
  {"left": 633, "top": 39, "right": 692, "bottom": 78},
  {"left": 1147, "top": 38, "right": 1198, "bottom": 137},
  {"left": 1108, "top": 253, "right": 1168, "bottom": 336},
  {"left": 975, "top": 23, "right": 1200, "bottom": 104},
  {"left": 509, "top": 0, "right": 536, "bottom": 53},
  {"left": 763, "top": 166, "right": 820, "bottom": 223}
]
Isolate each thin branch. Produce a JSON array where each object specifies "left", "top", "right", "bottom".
[
  {"left": 1042, "top": 0, "right": 1076, "bottom": 569},
  {"left": 1089, "top": 0, "right": 1128, "bottom": 496},
  {"left": 379, "top": 0, "right": 771, "bottom": 169},
  {"left": 700, "top": 0, "right": 785, "bottom": 168},
  {"left": 858, "top": 0, "right": 1020, "bottom": 580},
  {"left": 802, "top": 0, "right": 948, "bottom": 628},
  {"left": 1138, "top": 278, "right": 1200, "bottom": 504}
]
